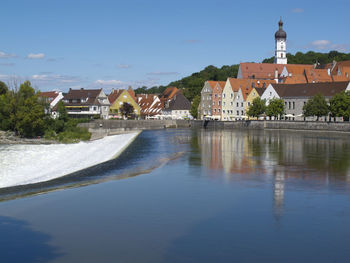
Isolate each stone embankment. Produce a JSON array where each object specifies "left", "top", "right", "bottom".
[{"left": 79, "top": 119, "right": 350, "bottom": 135}]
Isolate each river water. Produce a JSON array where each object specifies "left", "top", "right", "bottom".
[{"left": 1, "top": 129, "right": 350, "bottom": 262}]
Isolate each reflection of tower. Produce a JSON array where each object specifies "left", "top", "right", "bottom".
[{"left": 274, "top": 170, "right": 285, "bottom": 220}]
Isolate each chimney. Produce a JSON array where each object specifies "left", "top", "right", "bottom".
[{"left": 274, "top": 69, "right": 278, "bottom": 79}]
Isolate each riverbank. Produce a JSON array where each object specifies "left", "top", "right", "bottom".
[
  {"left": 0, "top": 131, "right": 57, "bottom": 145},
  {"left": 0, "top": 131, "right": 141, "bottom": 188},
  {"left": 79, "top": 119, "right": 350, "bottom": 133}
]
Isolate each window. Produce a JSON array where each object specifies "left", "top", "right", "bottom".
[
  {"left": 223, "top": 102, "right": 226, "bottom": 106},
  {"left": 293, "top": 102, "right": 295, "bottom": 109},
  {"left": 270, "top": 92, "right": 272, "bottom": 96},
  {"left": 218, "top": 101, "right": 221, "bottom": 106},
  {"left": 241, "top": 110, "right": 244, "bottom": 115},
  {"left": 223, "top": 110, "right": 225, "bottom": 113},
  {"left": 123, "top": 95, "right": 127, "bottom": 98},
  {"left": 213, "top": 102, "right": 215, "bottom": 106},
  {"left": 231, "top": 93, "right": 233, "bottom": 98},
  {"left": 288, "top": 102, "right": 291, "bottom": 109},
  {"left": 237, "top": 111, "right": 239, "bottom": 116},
  {"left": 241, "top": 102, "right": 243, "bottom": 107},
  {"left": 237, "top": 102, "right": 239, "bottom": 107},
  {"left": 214, "top": 109, "right": 216, "bottom": 113},
  {"left": 248, "top": 102, "right": 251, "bottom": 106},
  {"left": 218, "top": 109, "right": 220, "bottom": 113},
  {"left": 215, "top": 94, "right": 217, "bottom": 99},
  {"left": 230, "top": 102, "right": 233, "bottom": 106},
  {"left": 223, "top": 94, "right": 226, "bottom": 98},
  {"left": 93, "top": 106, "right": 97, "bottom": 111},
  {"left": 218, "top": 94, "right": 221, "bottom": 98}
]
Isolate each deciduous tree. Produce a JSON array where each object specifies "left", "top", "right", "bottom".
[
  {"left": 247, "top": 97, "right": 266, "bottom": 118},
  {"left": 266, "top": 98, "right": 285, "bottom": 119},
  {"left": 303, "top": 94, "right": 329, "bottom": 121}
]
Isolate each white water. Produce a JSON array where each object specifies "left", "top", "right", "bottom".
[{"left": 0, "top": 132, "right": 140, "bottom": 188}]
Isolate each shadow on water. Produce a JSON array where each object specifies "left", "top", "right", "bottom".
[
  {"left": 0, "top": 216, "right": 62, "bottom": 263},
  {"left": 0, "top": 130, "right": 187, "bottom": 202}
]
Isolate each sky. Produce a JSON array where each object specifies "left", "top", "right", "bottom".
[{"left": 0, "top": 0, "right": 349, "bottom": 92}]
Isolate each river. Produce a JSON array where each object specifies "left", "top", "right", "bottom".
[{"left": 1, "top": 128, "right": 350, "bottom": 262}]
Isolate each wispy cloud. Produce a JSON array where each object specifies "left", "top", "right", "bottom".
[
  {"left": 117, "top": 64, "right": 132, "bottom": 69},
  {"left": 292, "top": 8, "right": 304, "bottom": 13},
  {"left": 185, "top": 39, "right": 201, "bottom": 44},
  {"left": 31, "top": 74, "right": 82, "bottom": 85},
  {"left": 147, "top": 71, "right": 179, "bottom": 76},
  {"left": 0, "top": 62, "right": 15, "bottom": 67},
  {"left": 95, "top": 79, "right": 124, "bottom": 86},
  {"left": 309, "top": 40, "right": 349, "bottom": 52},
  {"left": 0, "top": 51, "right": 17, "bottom": 59},
  {"left": 27, "top": 53, "right": 45, "bottom": 59}
]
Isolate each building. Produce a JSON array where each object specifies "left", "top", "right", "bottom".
[
  {"left": 108, "top": 89, "right": 141, "bottom": 118},
  {"left": 261, "top": 81, "right": 350, "bottom": 120},
  {"left": 162, "top": 93, "right": 192, "bottom": 119},
  {"left": 38, "top": 91, "right": 63, "bottom": 118},
  {"left": 245, "top": 87, "right": 266, "bottom": 118},
  {"left": 237, "top": 62, "right": 284, "bottom": 80},
  {"left": 159, "top": 86, "right": 179, "bottom": 108},
  {"left": 274, "top": 18, "right": 287, "bottom": 64},
  {"left": 198, "top": 81, "right": 217, "bottom": 119},
  {"left": 136, "top": 94, "right": 163, "bottom": 119},
  {"left": 212, "top": 81, "right": 226, "bottom": 120},
  {"left": 63, "top": 88, "right": 110, "bottom": 119}
]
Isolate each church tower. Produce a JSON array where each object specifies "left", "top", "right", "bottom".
[{"left": 274, "top": 18, "right": 287, "bottom": 64}]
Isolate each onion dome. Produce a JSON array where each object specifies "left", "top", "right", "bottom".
[{"left": 275, "top": 18, "right": 287, "bottom": 39}]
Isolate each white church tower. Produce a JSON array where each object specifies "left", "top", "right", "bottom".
[{"left": 274, "top": 18, "right": 287, "bottom": 64}]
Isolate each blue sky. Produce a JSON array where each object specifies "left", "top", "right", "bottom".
[{"left": 0, "top": 0, "right": 349, "bottom": 92}]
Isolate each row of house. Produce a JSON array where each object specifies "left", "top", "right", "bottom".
[
  {"left": 198, "top": 61, "right": 350, "bottom": 121},
  {"left": 40, "top": 86, "right": 192, "bottom": 120}
]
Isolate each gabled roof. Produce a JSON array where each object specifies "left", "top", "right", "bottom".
[
  {"left": 137, "top": 94, "right": 163, "bottom": 116},
  {"left": 283, "top": 75, "right": 307, "bottom": 84},
  {"left": 64, "top": 88, "right": 101, "bottom": 100},
  {"left": 160, "top": 86, "right": 178, "bottom": 99},
  {"left": 108, "top": 89, "right": 124, "bottom": 104},
  {"left": 217, "top": 81, "right": 226, "bottom": 88},
  {"left": 239, "top": 63, "right": 284, "bottom": 79},
  {"left": 255, "top": 88, "right": 266, "bottom": 96},
  {"left": 284, "top": 64, "right": 314, "bottom": 76},
  {"left": 304, "top": 68, "right": 333, "bottom": 83},
  {"left": 165, "top": 93, "right": 191, "bottom": 111},
  {"left": 271, "top": 81, "right": 350, "bottom": 98},
  {"left": 39, "top": 91, "right": 60, "bottom": 100},
  {"left": 128, "top": 87, "right": 136, "bottom": 102}
]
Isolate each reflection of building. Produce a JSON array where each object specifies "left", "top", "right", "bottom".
[{"left": 273, "top": 169, "right": 285, "bottom": 220}]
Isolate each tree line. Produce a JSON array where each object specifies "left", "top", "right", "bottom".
[
  {"left": 247, "top": 92, "right": 350, "bottom": 121},
  {"left": 0, "top": 81, "right": 90, "bottom": 142}
]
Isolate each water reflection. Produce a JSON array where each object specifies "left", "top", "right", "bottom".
[
  {"left": 194, "top": 129, "right": 350, "bottom": 218},
  {"left": 0, "top": 216, "right": 62, "bottom": 262}
]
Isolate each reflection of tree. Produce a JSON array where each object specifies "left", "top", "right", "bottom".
[{"left": 303, "top": 136, "right": 350, "bottom": 177}]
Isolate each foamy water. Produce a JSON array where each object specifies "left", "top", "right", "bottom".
[{"left": 0, "top": 132, "right": 140, "bottom": 188}]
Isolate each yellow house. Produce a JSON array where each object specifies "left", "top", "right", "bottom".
[
  {"left": 245, "top": 88, "right": 266, "bottom": 119},
  {"left": 108, "top": 88, "right": 141, "bottom": 118}
]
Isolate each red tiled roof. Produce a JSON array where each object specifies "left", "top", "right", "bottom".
[
  {"left": 108, "top": 89, "right": 124, "bottom": 104},
  {"left": 239, "top": 63, "right": 284, "bottom": 79},
  {"left": 39, "top": 91, "right": 59, "bottom": 100}
]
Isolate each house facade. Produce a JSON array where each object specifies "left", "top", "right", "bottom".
[
  {"left": 63, "top": 88, "right": 110, "bottom": 119},
  {"left": 162, "top": 93, "right": 192, "bottom": 119},
  {"left": 261, "top": 81, "right": 350, "bottom": 120},
  {"left": 212, "top": 81, "right": 226, "bottom": 120},
  {"left": 198, "top": 81, "right": 216, "bottom": 119},
  {"left": 108, "top": 89, "right": 140, "bottom": 118}
]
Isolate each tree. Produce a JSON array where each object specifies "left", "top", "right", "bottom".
[
  {"left": 119, "top": 102, "right": 135, "bottom": 119},
  {"left": 266, "top": 98, "right": 285, "bottom": 119},
  {"left": 329, "top": 91, "right": 350, "bottom": 121},
  {"left": 0, "top": 81, "right": 8, "bottom": 95},
  {"left": 247, "top": 97, "right": 266, "bottom": 118},
  {"left": 190, "top": 95, "right": 200, "bottom": 119},
  {"left": 303, "top": 94, "right": 329, "bottom": 121}
]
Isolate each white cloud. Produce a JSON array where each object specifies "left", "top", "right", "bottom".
[
  {"left": 310, "top": 40, "right": 349, "bottom": 52},
  {"left": 292, "top": 8, "right": 304, "bottom": 13},
  {"left": 31, "top": 74, "right": 81, "bottom": 85},
  {"left": 117, "top": 64, "right": 131, "bottom": 69},
  {"left": 27, "top": 53, "right": 45, "bottom": 59},
  {"left": 147, "top": 71, "right": 179, "bottom": 76},
  {"left": 95, "top": 79, "right": 124, "bottom": 86},
  {"left": 0, "top": 51, "right": 17, "bottom": 58}
]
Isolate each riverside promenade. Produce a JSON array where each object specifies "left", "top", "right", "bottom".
[{"left": 79, "top": 120, "right": 350, "bottom": 138}]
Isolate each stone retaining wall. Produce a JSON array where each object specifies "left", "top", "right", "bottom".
[{"left": 78, "top": 119, "right": 350, "bottom": 137}]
